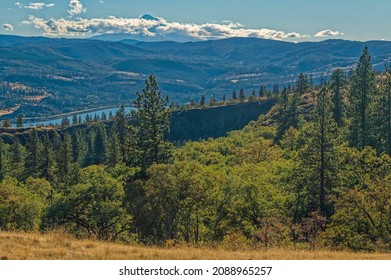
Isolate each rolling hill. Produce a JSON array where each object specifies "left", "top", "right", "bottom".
[{"left": 1, "top": 35, "right": 391, "bottom": 119}]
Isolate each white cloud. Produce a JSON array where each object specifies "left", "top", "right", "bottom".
[
  {"left": 15, "top": 2, "right": 55, "bottom": 9},
  {"left": 315, "top": 29, "right": 344, "bottom": 37},
  {"left": 3, "top": 23, "right": 14, "bottom": 31},
  {"left": 68, "top": 0, "right": 86, "bottom": 16},
  {"left": 26, "top": 15, "right": 307, "bottom": 41}
]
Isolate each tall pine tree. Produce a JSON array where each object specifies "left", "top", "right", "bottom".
[
  {"left": 347, "top": 46, "right": 375, "bottom": 150},
  {"left": 330, "top": 69, "right": 345, "bottom": 126},
  {"left": 297, "top": 87, "right": 339, "bottom": 217},
  {"left": 128, "top": 75, "right": 173, "bottom": 172}
]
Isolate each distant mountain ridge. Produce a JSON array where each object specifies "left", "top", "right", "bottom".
[{"left": 1, "top": 35, "right": 391, "bottom": 118}]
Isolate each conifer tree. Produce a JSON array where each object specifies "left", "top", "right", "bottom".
[
  {"left": 16, "top": 116, "right": 23, "bottom": 128},
  {"left": 57, "top": 134, "right": 73, "bottom": 184},
  {"left": 25, "top": 130, "right": 44, "bottom": 178},
  {"left": 239, "top": 88, "right": 246, "bottom": 101},
  {"left": 128, "top": 75, "right": 173, "bottom": 171},
  {"left": 114, "top": 104, "right": 128, "bottom": 161},
  {"left": 250, "top": 90, "right": 256, "bottom": 101},
  {"left": 276, "top": 88, "right": 290, "bottom": 140},
  {"left": 232, "top": 90, "right": 237, "bottom": 100},
  {"left": 9, "top": 138, "right": 26, "bottom": 180},
  {"left": 330, "top": 69, "right": 345, "bottom": 126},
  {"left": 72, "top": 115, "right": 78, "bottom": 125},
  {"left": 2, "top": 119, "right": 11, "bottom": 128},
  {"left": 273, "top": 84, "right": 279, "bottom": 95},
  {"left": 296, "top": 73, "right": 310, "bottom": 95},
  {"left": 259, "top": 86, "right": 266, "bottom": 98},
  {"left": 61, "top": 117, "right": 70, "bottom": 127},
  {"left": 93, "top": 124, "right": 107, "bottom": 164},
  {"left": 41, "top": 134, "right": 56, "bottom": 182},
  {"left": 200, "top": 95, "right": 206, "bottom": 106},
  {"left": 297, "top": 87, "right": 339, "bottom": 217},
  {"left": 83, "top": 129, "right": 95, "bottom": 166},
  {"left": 71, "top": 130, "right": 87, "bottom": 165},
  {"left": 288, "top": 92, "right": 302, "bottom": 129},
  {"left": 347, "top": 46, "right": 375, "bottom": 150},
  {"left": 106, "top": 130, "right": 122, "bottom": 167}
]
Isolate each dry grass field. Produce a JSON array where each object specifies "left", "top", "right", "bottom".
[{"left": 0, "top": 231, "right": 390, "bottom": 260}]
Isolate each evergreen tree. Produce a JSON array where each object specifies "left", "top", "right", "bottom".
[
  {"left": 71, "top": 129, "right": 87, "bottom": 165},
  {"left": 93, "top": 124, "right": 107, "bottom": 164},
  {"left": 41, "top": 134, "right": 56, "bottom": 182},
  {"left": 85, "top": 129, "right": 96, "bottom": 166},
  {"left": 250, "top": 90, "right": 256, "bottom": 101},
  {"left": 114, "top": 104, "right": 128, "bottom": 161},
  {"left": 9, "top": 138, "right": 26, "bottom": 180},
  {"left": 273, "top": 84, "right": 279, "bottom": 95},
  {"left": 16, "top": 116, "right": 23, "bottom": 128},
  {"left": 52, "top": 132, "right": 61, "bottom": 151},
  {"left": 259, "top": 86, "right": 266, "bottom": 98},
  {"left": 72, "top": 115, "right": 78, "bottom": 125},
  {"left": 78, "top": 116, "right": 82, "bottom": 124},
  {"left": 61, "top": 117, "right": 70, "bottom": 127},
  {"left": 296, "top": 73, "right": 310, "bottom": 95},
  {"left": 330, "top": 69, "right": 345, "bottom": 126},
  {"left": 276, "top": 88, "right": 290, "bottom": 140},
  {"left": 25, "top": 130, "right": 44, "bottom": 178},
  {"left": 347, "top": 46, "right": 375, "bottom": 150},
  {"left": 232, "top": 90, "right": 237, "bottom": 100},
  {"left": 101, "top": 112, "right": 107, "bottom": 121},
  {"left": 106, "top": 130, "right": 122, "bottom": 167},
  {"left": 2, "top": 119, "right": 11, "bottom": 128},
  {"left": 109, "top": 111, "right": 114, "bottom": 120},
  {"left": 200, "top": 95, "right": 206, "bottom": 106},
  {"left": 57, "top": 134, "right": 73, "bottom": 185},
  {"left": 239, "top": 88, "right": 246, "bottom": 101},
  {"left": 297, "top": 87, "right": 339, "bottom": 217},
  {"left": 288, "top": 92, "right": 302, "bottom": 129},
  {"left": 309, "top": 74, "right": 314, "bottom": 88},
  {"left": 128, "top": 75, "right": 173, "bottom": 171}
]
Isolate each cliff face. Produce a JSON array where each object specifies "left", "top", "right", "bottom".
[{"left": 0, "top": 100, "right": 275, "bottom": 144}]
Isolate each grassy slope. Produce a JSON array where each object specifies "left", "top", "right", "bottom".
[{"left": 1, "top": 232, "right": 390, "bottom": 260}]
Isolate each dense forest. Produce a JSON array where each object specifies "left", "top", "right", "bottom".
[{"left": 0, "top": 47, "right": 390, "bottom": 252}]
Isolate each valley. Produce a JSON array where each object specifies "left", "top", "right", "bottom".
[{"left": 2, "top": 35, "right": 391, "bottom": 119}]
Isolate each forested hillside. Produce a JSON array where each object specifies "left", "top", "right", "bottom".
[
  {"left": 0, "top": 47, "right": 390, "bottom": 252},
  {"left": 2, "top": 35, "right": 391, "bottom": 119}
]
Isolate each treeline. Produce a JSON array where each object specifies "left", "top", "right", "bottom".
[{"left": 0, "top": 49, "right": 390, "bottom": 251}]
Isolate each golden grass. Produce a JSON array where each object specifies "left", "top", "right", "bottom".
[{"left": 0, "top": 231, "right": 390, "bottom": 260}]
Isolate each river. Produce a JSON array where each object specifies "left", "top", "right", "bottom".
[{"left": 16, "top": 106, "right": 133, "bottom": 128}]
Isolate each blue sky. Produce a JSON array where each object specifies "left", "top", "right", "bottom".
[{"left": 1, "top": 0, "right": 390, "bottom": 41}]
